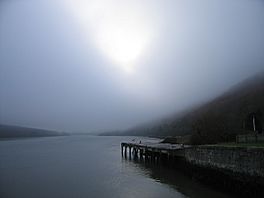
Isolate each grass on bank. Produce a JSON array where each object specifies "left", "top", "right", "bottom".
[{"left": 209, "top": 142, "right": 264, "bottom": 148}]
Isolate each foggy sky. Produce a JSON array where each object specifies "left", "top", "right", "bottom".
[{"left": 1, "top": 0, "right": 264, "bottom": 133}]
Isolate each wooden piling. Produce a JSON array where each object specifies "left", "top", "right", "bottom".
[{"left": 121, "top": 141, "right": 186, "bottom": 164}]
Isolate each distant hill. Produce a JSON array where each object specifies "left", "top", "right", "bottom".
[
  {"left": 0, "top": 125, "right": 68, "bottom": 139},
  {"left": 102, "top": 72, "right": 264, "bottom": 144}
]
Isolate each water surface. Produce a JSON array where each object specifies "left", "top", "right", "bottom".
[{"left": 0, "top": 136, "right": 232, "bottom": 198}]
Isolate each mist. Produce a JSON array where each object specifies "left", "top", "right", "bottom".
[{"left": 1, "top": 0, "right": 264, "bottom": 133}]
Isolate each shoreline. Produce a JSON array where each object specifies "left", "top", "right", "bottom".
[{"left": 121, "top": 141, "right": 264, "bottom": 197}]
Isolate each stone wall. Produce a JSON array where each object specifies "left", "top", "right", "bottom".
[
  {"left": 184, "top": 146, "right": 264, "bottom": 178},
  {"left": 236, "top": 134, "right": 264, "bottom": 143}
]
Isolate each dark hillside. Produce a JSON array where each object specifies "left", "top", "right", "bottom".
[
  {"left": 0, "top": 125, "right": 67, "bottom": 139},
  {"left": 190, "top": 72, "right": 264, "bottom": 144},
  {"left": 111, "top": 72, "right": 264, "bottom": 143}
]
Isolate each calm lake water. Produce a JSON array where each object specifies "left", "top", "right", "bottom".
[{"left": 0, "top": 136, "right": 233, "bottom": 198}]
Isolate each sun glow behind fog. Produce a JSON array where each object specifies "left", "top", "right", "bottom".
[{"left": 64, "top": 0, "right": 154, "bottom": 73}]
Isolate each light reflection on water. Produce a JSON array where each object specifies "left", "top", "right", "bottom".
[
  {"left": 121, "top": 156, "right": 234, "bottom": 198},
  {"left": 0, "top": 136, "right": 232, "bottom": 198}
]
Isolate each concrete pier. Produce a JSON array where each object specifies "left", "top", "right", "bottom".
[{"left": 121, "top": 141, "right": 185, "bottom": 162}]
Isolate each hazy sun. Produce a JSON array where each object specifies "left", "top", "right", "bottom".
[
  {"left": 64, "top": 0, "right": 153, "bottom": 73},
  {"left": 99, "top": 27, "right": 145, "bottom": 65}
]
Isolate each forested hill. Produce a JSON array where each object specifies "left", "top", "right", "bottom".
[
  {"left": 0, "top": 125, "right": 68, "bottom": 139},
  {"left": 102, "top": 72, "right": 264, "bottom": 143}
]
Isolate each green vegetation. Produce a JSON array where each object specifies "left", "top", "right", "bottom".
[{"left": 214, "top": 142, "right": 264, "bottom": 148}]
